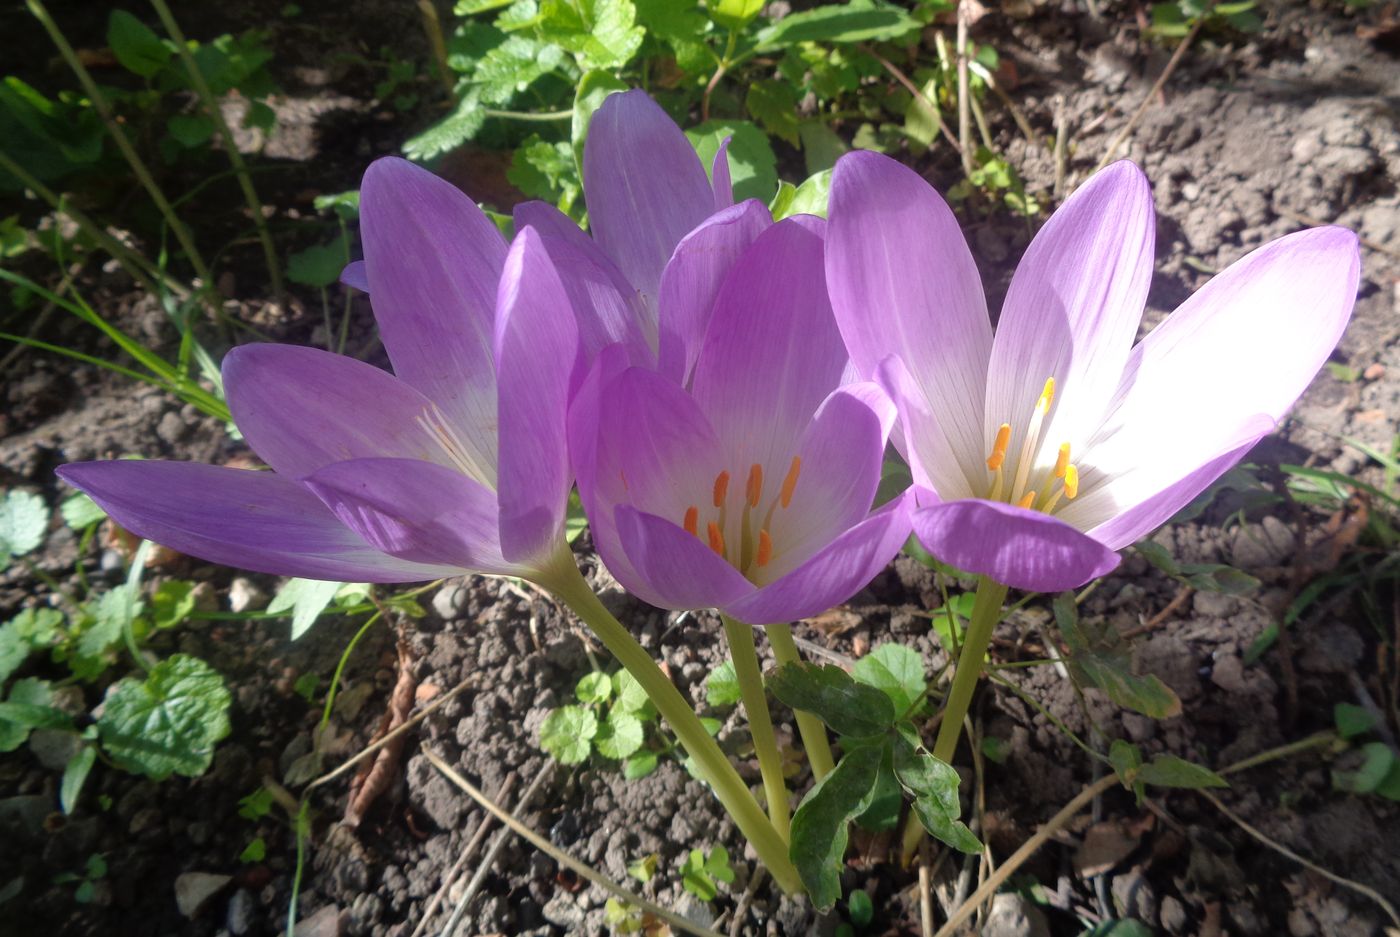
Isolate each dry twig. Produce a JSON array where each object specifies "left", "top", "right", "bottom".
[{"left": 344, "top": 641, "right": 418, "bottom": 827}]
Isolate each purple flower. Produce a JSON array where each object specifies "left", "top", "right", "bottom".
[
  {"left": 826, "top": 152, "right": 1360, "bottom": 593},
  {"left": 58, "top": 157, "right": 581, "bottom": 583},
  {"left": 569, "top": 215, "right": 913, "bottom": 625}
]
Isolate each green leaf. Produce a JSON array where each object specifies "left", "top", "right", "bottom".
[
  {"left": 61, "top": 746, "right": 96, "bottom": 814},
  {"left": 239, "top": 837, "right": 267, "bottom": 863},
  {"left": 1082, "top": 921, "right": 1156, "bottom": 937},
  {"left": 1133, "top": 540, "right": 1179, "bottom": 577},
  {"left": 930, "top": 591, "right": 976, "bottom": 654},
  {"left": 622, "top": 750, "right": 658, "bottom": 779},
  {"left": 0, "top": 699, "right": 73, "bottom": 731},
  {"left": 96, "top": 654, "right": 232, "bottom": 780},
  {"left": 710, "top": 0, "right": 765, "bottom": 30},
  {"left": 475, "top": 36, "right": 565, "bottom": 104},
  {"left": 790, "top": 739, "right": 885, "bottom": 911},
  {"left": 507, "top": 135, "right": 580, "bottom": 211},
  {"left": 1374, "top": 758, "right": 1400, "bottom": 801},
  {"left": 850, "top": 643, "right": 926, "bottom": 715},
  {"left": 1335, "top": 702, "right": 1378, "bottom": 740},
  {"left": 1332, "top": 742, "right": 1395, "bottom": 795},
  {"left": 0, "top": 489, "right": 49, "bottom": 564},
  {"left": 767, "top": 662, "right": 895, "bottom": 738},
  {"left": 786, "top": 169, "right": 833, "bottom": 218},
  {"left": 1053, "top": 592, "right": 1182, "bottom": 719},
  {"left": 686, "top": 120, "right": 778, "bottom": 203},
  {"left": 78, "top": 585, "right": 141, "bottom": 661},
  {"left": 798, "top": 122, "right": 848, "bottom": 175},
  {"left": 313, "top": 189, "right": 361, "bottom": 220},
  {"left": 853, "top": 744, "right": 902, "bottom": 832},
  {"left": 167, "top": 114, "right": 215, "bottom": 148},
  {"left": 0, "top": 607, "right": 62, "bottom": 685},
  {"left": 541, "top": 0, "right": 645, "bottom": 70},
  {"left": 287, "top": 235, "right": 350, "bottom": 289},
  {"left": 892, "top": 737, "right": 981, "bottom": 853},
  {"left": 404, "top": 90, "right": 485, "bottom": 161},
  {"left": 981, "top": 736, "right": 1010, "bottom": 764},
  {"left": 150, "top": 580, "right": 197, "bottom": 630},
  {"left": 847, "top": 888, "right": 874, "bottom": 928},
  {"left": 576, "top": 671, "right": 612, "bottom": 704},
  {"left": 612, "top": 669, "right": 652, "bottom": 715},
  {"left": 746, "top": 80, "right": 801, "bottom": 146},
  {"left": 595, "top": 710, "right": 643, "bottom": 759},
  {"left": 1180, "top": 563, "right": 1260, "bottom": 595},
  {"left": 564, "top": 489, "right": 589, "bottom": 543},
  {"left": 1137, "top": 755, "right": 1229, "bottom": 790},
  {"left": 60, "top": 494, "right": 105, "bottom": 530},
  {"left": 268, "top": 578, "right": 345, "bottom": 640},
  {"left": 705, "top": 844, "right": 734, "bottom": 883},
  {"left": 680, "top": 848, "right": 720, "bottom": 901},
  {"left": 538, "top": 705, "right": 597, "bottom": 764},
  {"left": 0, "top": 678, "right": 51, "bottom": 752},
  {"left": 754, "top": 0, "right": 920, "bottom": 50},
  {"left": 705, "top": 660, "right": 742, "bottom": 706},
  {"left": 628, "top": 853, "right": 657, "bottom": 882},
  {"left": 108, "top": 10, "right": 172, "bottom": 78}
]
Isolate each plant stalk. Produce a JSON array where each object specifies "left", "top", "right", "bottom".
[
  {"left": 541, "top": 556, "right": 802, "bottom": 894},
  {"left": 720, "top": 614, "right": 791, "bottom": 841},
  {"left": 766, "top": 622, "right": 836, "bottom": 780},
  {"left": 902, "top": 575, "right": 1008, "bottom": 863}
]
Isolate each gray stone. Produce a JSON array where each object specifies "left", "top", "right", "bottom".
[
  {"left": 541, "top": 894, "right": 584, "bottom": 929},
  {"left": 676, "top": 893, "right": 718, "bottom": 929},
  {"left": 174, "top": 871, "right": 232, "bottom": 919},
  {"left": 28, "top": 728, "right": 81, "bottom": 770},
  {"left": 228, "top": 578, "right": 268, "bottom": 613},
  {"left": 1231, "top": 516, "right": 1296, "bottom": 568},
  {"left": 293, "top": 905, "right": 345, "bottom": 937},
  {"left": 432, "top": 581, "right": 470, "bottom": 620},
  {"left": 0, "top": 795, "right": 52, "bottom": 847},
  {"left": 226, "top": 888, "right": 256, "bottom": 935},
  {"left": 983, "top": 892, "right": 1051, "bottom": 937}
]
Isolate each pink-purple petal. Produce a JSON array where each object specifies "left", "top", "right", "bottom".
[
  {"left": 223, "top": 343, "right": 453, "bottom": 480},
  {"left": 912, "top": 497, "right": 1121, "bottom": 592},
  {"left": 826, "top": 150, "right": 992, "bottom": 490},
  {"left": 360, "top": 157, "right": 506, "bottom": 477},
  {"left": 615, "top": 505, "right": 755, "bottom": 610},
  {"left": 493, "top": 227, "right": 581, "bottom": 564},
  {"left": 722, "top": 494, "right": 912, "bottom": 625},
  {"left": 340, "top": 260, "right": 368, "bottom": 292},
  {"left": 711, "top": 136, "right": 735, "bottom": 211},
  {"left": 55, "top": 461, "right": 456, "bottom": 583},
  {"left": 656, "top": 199, "right": 773, "bottom": 385},
  {"left": 303, "top": 457, "right": 520, "bottom": 575},
  {"left": 583, "top": 90, "right": 714, "bottom": 305}
]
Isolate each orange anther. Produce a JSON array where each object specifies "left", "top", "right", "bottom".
[
  {"left": 780, "top": 457, "right": 801, "bottom": 508},
  {"left": 746, "top": 464, "right": 763, "bottom": 507},
  {"left": 756, "top": 529, "right": 773, "bottom": 567},
  {"left": 683, "top": 506, "right": 699, "bottom": 536},
  {"left": 1064, "top": 464, "right": 1079, "bottom": 499},
  {"left": 986, "top": 423, "right": 1011, "bottom": 471},
  {"left": 707, "top": 521, "right": 726, "bottom": 557},
  {"left": 1016, "top": 490, "right": 1036, "bottom": 510},
  {"left": 1054, "top": 442, "right": 1071, "bottom": 479},
  {"left": 1036, "top": 377, "right": 1056, "bottom": 413},
  {"left": 712, "top": 470, "right": 730, "bottom": 507}
]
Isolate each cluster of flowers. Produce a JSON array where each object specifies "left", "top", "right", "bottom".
[{"left": 60, "top": 89, "right": 1360, "bottom": 614}]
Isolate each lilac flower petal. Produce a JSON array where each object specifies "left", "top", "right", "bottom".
[
  {"left": 615, "top": 505, "right": 755, "bottom": 610},
  {"left": 656, "top": 200, "right": 772, "bottom": 384},
  {"left": 583, "top": 90, "right": 713, "bottom": 304},
  {"left": 827, "top": 150, "right": 992, "bottom": 493},
  {"left": 303, "top": 458, "right": 520, "bottom": 575},
  {"left": 690, "top": 217, "right": 848, "bottom": 471},
  {"left": 722, "top": 494, "right": 912, "bottom": 624},
  {"left": 711, "top": 136, "right": 734, "bottom": 211},
  {"left": 360, "top": 157, "right": 506, "bottom": 481},
  {"left": 1064, "top": 226, "right": 1361, "bottom": 536},
  {"left": 985, "top": 160, "right": 1155, "bottom": 458},
  {"left": 514, "top": 201, "right": 653, "bottom": 363},
  {"left": 873, "top": 354, "right": 948, "bottom": 495},
  {"left": 55, "top": 461, "right": 455, "bottom": 582},
  {"left": 494, "top": 228, "right": 580, "bottom": 564},
  {"left": 763, "top": 385, "right": 889, "bottom": 580},
  {"left": 912, "top": 496, "right": 1121, "bottom": 592},
  {"left": 340, "top": 260, "right": 368, "bottom": 292},
  {"left": 223, "top": 343, "right": 457, "bottom": 480}
]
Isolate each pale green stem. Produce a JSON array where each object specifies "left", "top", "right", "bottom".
[
  {"left": 720, "top": 615, "right": 790, "bottom": 841},
  {"left": 901, "top": 575, "right": 1009, "bottom": 863},
  {"left": 539, "top": 555, "right": 802, "bottom": 894},
  {"left": 766, "top": 622, "right": 835, "bottom": 780}
]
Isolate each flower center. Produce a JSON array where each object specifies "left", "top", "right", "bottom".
[
  {"left": 984, "top": 377, "right": 1078, "bottom": 514},
  {"left": 682, "top": 456, "right": 802, "bottom": 578}
]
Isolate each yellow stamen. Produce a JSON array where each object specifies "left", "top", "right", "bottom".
[
  {"left": 1037, "top": 377, "right": 1055, "bottom": 414},
  {"left": 707, "top": 522, "right": 726, "bottom": 557},
  {"left": 712, "top": 470, "right": 730, "bottom": 508},
  {"left": 1064, "top": 464, "right": 1079, "bottom": 499},
  {"left": 746, "top": 464, "right": 763, "bottom": 507},
  {"left": 756, "top": 529, "right": 773, "bottom": 567},
  {"left": 1053, "top": 442, "right": 1071, "bottom": 479},
  {"left": 683, "top": 506, "right": 699, "bottom": 536},
  {"left": 986, "top": 423, "right": 1011, "bottom": 471},
  {"left": 1016, "top": 490, "right": 1036, "bottom": 510},
  {"left": 780, "top": 457, "right": 801, "bottom": 508}
]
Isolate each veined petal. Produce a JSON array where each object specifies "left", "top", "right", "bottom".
[
  {"left": 826, "top": 150, "right": 992, "bottom": 492},
  {"left": 1066, "top": 225, "right": 1360, "bottom": 536},
  {"left": 873, "top": 354, "right": 976, "bottom": 500},
  {"left": 583, "top": 90, "right": 714, "bottom": 305},
  {"left": 56, "top": 461, "right": 456, "bottom": 583},
  {"left": 223, "top": 343, "right": 464, "bottom": 480},
  {"left": 762, "top": 384, "right": 888, "bottom": 581},
  {"left": 340, "top": 260, "right": 368, "bottom": 292},
  {"left": 912, "top": 496, "right": 1121, "bottom": 592},
  {"left": 711, "top": 136, "right": 734, "bottom": 211},
  {"left": 656, "top": 199, "right": 772, "bottom": 385},
  {"left": 513, "top": 201, "right": 654, "bottom": 363},
  {"left": 494, "top": 227, "right": 581, "bottom": 563},
  {"left": 360, "top": 157, "right": 506, "bottom": 482},
  {"left": 722, "top": 494, "right": 912, "bottom": 625},
  {"left": 615, "top": 506, "right": 756, "bottom": 611},
  {"left": 303, "top": 458, "right": 522, "bottom": 576},
  {"left": 690, "top": 217, "right": 848, "bottom": 473},
  {"left": 985, "top": 160, "right": 1155, "bottom": 464}
]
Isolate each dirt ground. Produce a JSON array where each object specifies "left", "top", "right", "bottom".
[{"left": 1, "top": 1, "right": 1398, "bottom": 935}]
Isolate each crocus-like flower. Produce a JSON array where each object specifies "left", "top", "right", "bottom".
[
  {"left": 827, "top": 152, "right": 1360, "bottom": 592},
  {"left": 58, "top": 157, "right": 581, "bottom": 584},
  {"left": 569, "top": 215, "right": 913, "bottom": 624}
]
